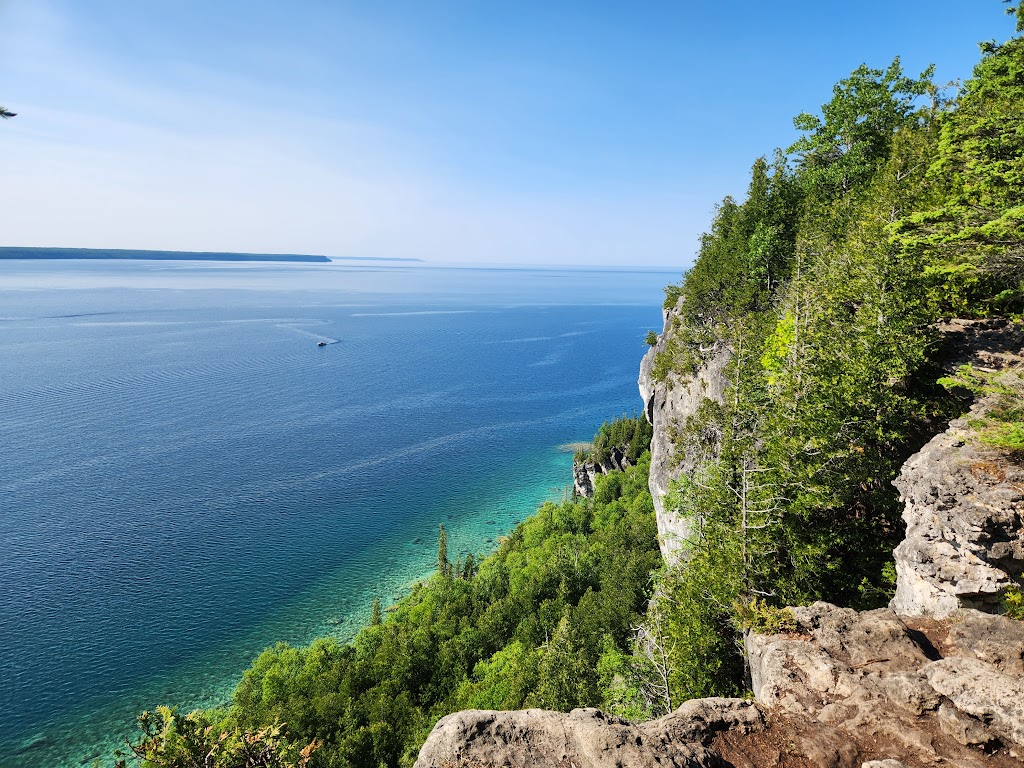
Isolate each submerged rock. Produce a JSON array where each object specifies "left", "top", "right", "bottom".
[{"left": 15, "top": 735, "right": 49, "bottom": 754}]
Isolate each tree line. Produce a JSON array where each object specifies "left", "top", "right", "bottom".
[
  {"left": 641, "top": 1, "right": 1024, "bottom": 702},
  {"left": 114, "top": 4, "right": 1024, "bottom": 765}
]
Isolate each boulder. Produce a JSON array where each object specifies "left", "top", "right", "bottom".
[
  {"left": 747, "top": 601, "right": 1024, "bottom": 764},
  {"left": 924, "top": 656, "right": 1024, "bottom": 750},
  {"left": 414, "top": 699, "right": 762, "bottom": 768}
]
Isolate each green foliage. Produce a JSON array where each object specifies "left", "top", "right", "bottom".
[
  {"left": 858, "top": 561, "right": 898, "bottom": 605},
  {"left": 584, "top": 414, "right": 653, "bottom": 466},
  {"left": 1002, "top": 585, "right": 1024, "bottom": 619},
  {"left": 652, "top": 153, "right": 800, "bottom": 381},
  {"left": 1011, "top": 1, "right": 1024, "bottom": 33},
  {"left": 644, "top": 330, "right": 658, "bottom": 346},
  {"left": 894, "top": 29, "right": 1024, "bottom": 315},
  {"left": 461, "top": 552, "right": 476, "bottom": 579},
  {"left": 122, "top": 11, "right": 1024, "bottom": 766},
  {"left": 759, "top": 311, "right": 794, "bottom": 384},
  {"left": 116, "top": 706, "right": 319, "bottom": 768},
  {"left": 126, "top": 457, "right": 658, "bottom": 768},
  {"left": 789, "top": 57, "right": 936, "bottom": 201},
  {"left": 646, "top": 9, "right": 1024, "bottom": 704},
  {"left": 939, "top": 364, "right": 1024, "bottom": 450},
  {"left": 734, "top": 599, "right": 797, "bottom": 635},
  {"left": 436, "top": 524, "right": 451, "bottom": 578},
  {"left": 663, "top": 282, "right": 683, "bottom": 311}
]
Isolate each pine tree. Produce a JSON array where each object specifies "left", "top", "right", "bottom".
[
  {"left": 437, "top": 523, "right": 451, "bottom": 578},
  {"left": 895, "top": 21, "right": 1024, "bottom": 311},
  {"left": 370, "top": 597, "right": 382, "bottom": 627}
]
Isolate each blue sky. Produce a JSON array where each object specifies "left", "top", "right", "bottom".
[{"left": 0, "top": 1, "right": 1016, "bottom": 266}]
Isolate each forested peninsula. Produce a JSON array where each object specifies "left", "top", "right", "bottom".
[
  {"left": 0, "top": 247, "right": 335, "bottom": 262},
  {"left": 116, "top": 7, "right": 1024, "bottom": 768},
  {"left": 0, "top": 247, "right": 425, "bottom": 263}
]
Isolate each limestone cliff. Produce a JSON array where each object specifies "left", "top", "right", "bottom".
[
  {"left": 888, "top": 319, "right": 1024, "bottom": 617},
  {"left": 891, "top": 399, "right": 1024, "bottom": 617},
  {"left": 573, "top": 448, "right": 635, "bottom": 498},
  {"left": 416, "top": 320, "right": 1024, "bottom": 768},
  {"left": 638, "top": 299, "right": 730, "bottom": 563}
]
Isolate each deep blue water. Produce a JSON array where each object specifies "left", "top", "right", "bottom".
[{"left": 0, "top": 259, "right": 675, "bottom": 767}]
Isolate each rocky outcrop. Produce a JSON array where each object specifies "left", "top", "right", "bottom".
[
  {"left": 638, "top": 300, "right": 730, "bottom": 562},
  {"left": 416, "top": 317, "right": 1024, "bottom": 768},
  {"left": 891, "top": 403, "right": 1024, "bottom": 617},
  {"left": 573, "top": 447, "right": 634, "bottom": 498},
  {"left": 417, "top": 604, "right": 1024, "bottom": 768},
  {"left": 414, "top": 698, "right": 764, "bottom": 768},
  {"left": 746, "top": 601, "right": 1024, "bottom": 766},
  {"left": 573, "top": 461, "right": 599, "bottom": 498},
  {"left": 890, "top": 319, "right": 1024, "bottom": 618}
]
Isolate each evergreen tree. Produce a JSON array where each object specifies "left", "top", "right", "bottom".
[
  {"left": 789, "top": 57, "right": 935, "bottom": 201},
  {"left": 370, "top": 597, "right": 382, "bottom": 627},
  {"left": 895, "top": 22, "right": 1024, "bottom": 312},
  {"left": 535, "top": 612, "right": 597, "bottom": 710},
  {"left": 437, "top": 523, "right": 451, "bottom": 578}
]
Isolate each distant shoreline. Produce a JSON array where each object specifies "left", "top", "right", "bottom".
[{"left": 0, "top": 247, "right": 423, "bottom": 264}]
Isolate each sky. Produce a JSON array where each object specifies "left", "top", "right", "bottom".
[{"left": 0, "top": 1, "right": 1017, "bottom": 267}]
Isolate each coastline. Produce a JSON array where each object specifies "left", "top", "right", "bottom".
[{"left": 2, "top": 449, "right": 574, "bottom": 768}]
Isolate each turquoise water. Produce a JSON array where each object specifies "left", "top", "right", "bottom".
[{"left": 0, "top": 258, "right": 675, "bottom": 767}]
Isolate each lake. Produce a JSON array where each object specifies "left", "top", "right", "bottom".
[{"left": 0, "top": 257, "right": 676, "bottom": 767}]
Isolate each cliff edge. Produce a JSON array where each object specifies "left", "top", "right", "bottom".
[
  {"left": 416, "top": 321, "right": 1024, "bottom": 768},
  {"left": 638, "top": 298, "right": 729, "bottom": 563},
  {"left": 890, "top": 321, "right": 1024, "bottom": 617}
]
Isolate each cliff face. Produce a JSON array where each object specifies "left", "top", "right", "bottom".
[
  {"left": 416, "top": 319, "right": 1024, "bottom": 768},
  {"left": 891, "top": 400, "right": 1024, "bottom": 617},
  {"left": 890, "top": 319, "right": 1024, "bottom": 618},
  {"left": 573, "top": 448, "right": 635, "bottom": 498},
  {"left": 638, "top": 299, "right": 729, "bottom": 563}
]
